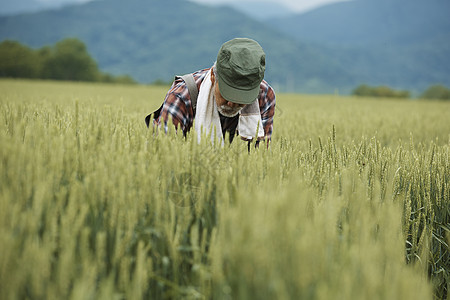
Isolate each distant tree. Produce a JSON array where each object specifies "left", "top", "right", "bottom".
[
  {"left": 0, "top": 40, "right": 39, "bottom": 78},
  {"left": 352, "top": 84, "right": 410, "bottom": 98},
  {"left": 112, "top": 75, "right": 137, "bottom": 84},
  {"left": 151, "top": 79, "right": 172, "bottom": 86},
  {"left": 98, "top": 72, "right": 137, "bottom": 84},
  {"left": 42, "top": 38, "right": 100, "bottom": 81},
  {"left": 352, "top": 84, "right": 372, "bottom": 97},
  {"left": 0, "top": 38, "right": 137, "bottom": 84},
  {"left": 98, "top": 72, "right": 114, "bottom": 83},
  {"left": 36, "top": 45, "right": 53, "bottom": 78},
  {"left": 420, "top": 84, "right": 450, "bottom": 100}
]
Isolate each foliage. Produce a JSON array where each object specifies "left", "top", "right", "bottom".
[
  {"left": 151, "top": 79, "right": 173, "bottom": 86},
  {"left": 99, "top": 73, "right": 138, "bottom": 85},
  {"left": 352, "top": 84, "right": 410, "bottom": 98},
  {"left": 0, "top": 39, "right": 137, "bottom": 84},
  {"left": 0, "top": 40, "right": 40, "bottom": 78},
  {"left": 420, "top": 84, "right": 450, "bottom": 100},
  {"left": 1, "top": 79, "right": 450, "bottom": 299},
  {"left": 40, "top": 38, "right": 99, "bottom": 81}
]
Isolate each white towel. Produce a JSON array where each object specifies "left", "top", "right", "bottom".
[
  {"left": 194, "top": 69, "right": 265, "bottom": 143},
  {"left": 194, "top": 69, "right": 223, "bottom": 143},
  {"left": 238, "top": 99, "right": 265, "bottom": 140}
]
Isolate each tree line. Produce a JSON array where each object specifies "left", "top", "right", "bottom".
[
  {"left": 2, "top": 38, "right": 449, "bottom": 99},
  {"left": 0, "top": 38, "right": 136, "bottom": 84},
  {"left": 352, "top": 84, "right": 450, "bottom": 100}
]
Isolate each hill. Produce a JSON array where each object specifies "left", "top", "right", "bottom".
[
  {"left": 0, "top": 0, "right": 43, "bottom": 15},
  {"left": 0, "top": 0, "right": 92, "bottom": 16},
  {"left": 224, "top": 1, "right": 293, "bottom": 20},
  {"left": 270, "top": 0, "right": 450, "bottom": 46},
  {"left": 1, "top": 0, "right": 449, "bottom": 94},
  {"left": 0, "top": 0, "right": 354, "bottom": 93},
  {"left": 269, "top": 0, "right": 450, "bottom": 92},
  {"left": 0, "top": 0, "right": 87, "bottom": 16}
]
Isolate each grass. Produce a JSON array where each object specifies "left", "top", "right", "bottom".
[{"left": 0, "top": 79, "right": 448, "bottom": 299}]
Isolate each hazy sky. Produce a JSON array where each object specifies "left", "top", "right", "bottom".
[
  {"left": 34, "top": 0, "right": 351, "bottom": 13},
  {"left": 36, "top": 0, "right": 90, "bottom": 3},
  {"left": 189, "top": 0, "right": 352, "bottom": 13}
]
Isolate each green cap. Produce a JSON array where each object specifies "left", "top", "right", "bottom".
[{"left": 216, "top": 38, "right": 266, "bottom": 104}]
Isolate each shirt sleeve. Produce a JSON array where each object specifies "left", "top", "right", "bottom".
[
  {"left": 157, "top": 77, "right": 194, "bottom": 134},
  {"left": 156, "top": 69, "right": 208, "bottom": 134},
  {"left": 258, "top": 81, "right": 276, "bottom": 140}
]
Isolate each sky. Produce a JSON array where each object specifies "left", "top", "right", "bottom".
[
  {"left": 188, "top": 0, "right": 351, "bottom": 13},
  {"left": 33, "top": 0, "right": 351, "bottom": 14},
  {"left": 36, "top": 0, "right": 90, "bottom": 3}
]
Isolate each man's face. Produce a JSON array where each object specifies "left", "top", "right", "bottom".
[{"left": 211, "top": 69, "right": 245, "bottom": 117}]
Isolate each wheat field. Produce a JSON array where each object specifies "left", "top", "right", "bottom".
[{"left": 0, "top": 79, "right": 449, "bottom": 299}]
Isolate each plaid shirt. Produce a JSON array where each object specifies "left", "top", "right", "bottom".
[{"left": 156, "top": 67, "right": 276, "bottom": 140}]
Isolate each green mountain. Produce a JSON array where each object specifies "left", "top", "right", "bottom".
[
  {"left": 0, "top": 0, "right": 449, "bottom": 94},
  {"left": 0, "top": 0, "right": 43, "bottom": 16},
  {"left": 0, "top": 0, "right": 90, "bottom": 16},
  {"left": 270, "top": 0, "right": 450, "bottom": 46},
  {"left": 225, "top": 1, "right": 293, "bottom": 20},
  {"left": 269, "top": 0, "right": 450, "bottom": 93},
  {"left": 0, "top": 0, "right": 353, "bottom": 93}
]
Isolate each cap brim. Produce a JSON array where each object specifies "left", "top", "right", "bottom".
[{"left": 217, "top": 74, "right": 260, "bottom": 105}]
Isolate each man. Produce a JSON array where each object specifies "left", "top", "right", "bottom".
[{"left": 147, "top": 38, "right": 275, "bottom": 146}]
